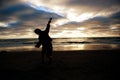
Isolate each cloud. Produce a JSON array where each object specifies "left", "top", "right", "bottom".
[
  {"left": 110, "top": 11, "right": 120, "bottom": 19},
  {"left": 65, "top": 0, "right": 120, "bottom": 7},
  {"left": 0, "top": 0, "right": 23, "bottom": 9},
  {"left": 0, "top": 0, "right": 120, "bottom": 38},
  {"left": 109, "top": 11, "right": 120, "bottom": 24},
  {"left": 57, "top": 11, "right": 120, "bottom": 37},
  {"left": 33, "top": 0, "right": 120, "bottom": 15},
  {"left": 0, "top": 2, "right": 62, "bottom": 38},
  {"left": 26, "top": 0, "right": 120, "bottom": 26}
]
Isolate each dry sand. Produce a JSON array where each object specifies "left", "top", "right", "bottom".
[{"left": 0, "top": 50, "right": 119, "bottom": 80}]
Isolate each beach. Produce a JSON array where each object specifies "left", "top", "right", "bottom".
[{"left": 0, "top": 50, "right": 119, "bottom": 80}]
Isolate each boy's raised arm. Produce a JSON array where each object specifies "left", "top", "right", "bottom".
[{"left": 45, "top": 18, "right": 52, "bottom": 33}]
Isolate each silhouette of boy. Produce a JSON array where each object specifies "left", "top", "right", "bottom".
[{"left": 34, "top": 18, "right": 53, "bottom": 64}]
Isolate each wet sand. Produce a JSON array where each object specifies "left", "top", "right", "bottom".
[{"left": 0, "top": 50, "right": 119, "bottom": 80}]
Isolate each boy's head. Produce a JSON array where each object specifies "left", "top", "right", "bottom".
[{"left": 34, "top": 28, "right": 41, "bottom": 35}]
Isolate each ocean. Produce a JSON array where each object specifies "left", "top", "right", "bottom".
[{"left": 0, "top": 37, "right": 120, "bottom": 51}]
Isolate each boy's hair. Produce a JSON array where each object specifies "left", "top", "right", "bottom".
[{"left": 34, "top": 28, "right": 41, "bottom": 34}]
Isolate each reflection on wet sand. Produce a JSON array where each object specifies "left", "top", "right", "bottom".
[
  {"left": 0, "top": 46, "right": 40, "bottom": 52},
  {"left": 84, "top": 44, "right": 120, "bottom": 50},
  {"left": 0, "top": 44, "right": 120, "bottom": 52},
  {"left": 54, "top": 44, "right": 120, "bottom": 51},
  {"left": 54, "top": 44, "right": 85, "bottom": 51}
]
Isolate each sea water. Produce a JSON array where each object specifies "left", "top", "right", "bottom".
[{"left": 0, "top": 37, "right": 120, "bottom": 51}]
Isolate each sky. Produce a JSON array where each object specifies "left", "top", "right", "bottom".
[{"left": 0, "top": 0, "right": 120, "bottom": 39}]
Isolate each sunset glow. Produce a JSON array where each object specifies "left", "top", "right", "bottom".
[{"left": 0, "top": 0, "right": 120, "bottom": 38}]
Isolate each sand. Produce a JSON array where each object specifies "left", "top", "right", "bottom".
[{"left": 0, "top": 50, "right": 119, "bottom": 80}]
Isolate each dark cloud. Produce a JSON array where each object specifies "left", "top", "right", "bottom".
[
  {"left": 0, "top": 2, "right": 62, "bottom": 38},
  {"left": 9, "top": 22, "right": 22, "bottom": 27},
  {"left": 109, "top": 11, "right": 120, "bottom": 24},
  {"left": 0, "top": 4, "right": 32, "bottom": 16},
  {"left": 18, "top": 10, "right": 62, "bottom": 22},
  {"left": 87, "top": 16, "right": 111, "bottom": 27},
  {"left": 110, "top": 11, "right": 120, "bottom": 19},
  {"left": 0, "top": 2, "right": 62, "bottom": 22},
  {"left": 66, "top": 0, "right": 120, "bottom": 8},
  {"left": 0, "top": 0, "right": 22, "bottom": 9},
  {"left": 0, "top": 3, "right": 34, "bottom": 21}
]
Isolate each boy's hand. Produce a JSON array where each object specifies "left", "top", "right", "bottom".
[
  {"left": 48, "top": 18, "right": 52, "bottom": 23},
  {"left": 50, "top": 18, "right": 52, "bottom": 21},
  {"left": 35, "top": 42, "right": 41, "bottom": 48},
  {"left": 35, "top": 44, "right": 40, "bottom": 48}
]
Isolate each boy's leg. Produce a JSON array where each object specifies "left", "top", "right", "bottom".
[
  {"left": 41, "top": 47, "right": 46, "bottom": 64},
  {"left": 47, "top": 46, "right": 53, "bottom": 64}
]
